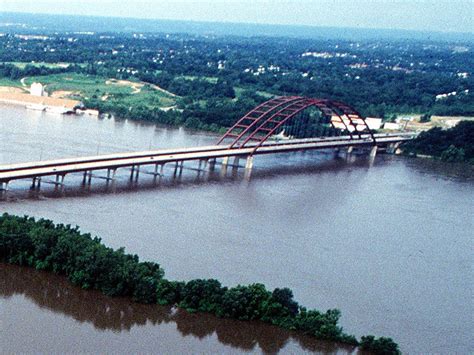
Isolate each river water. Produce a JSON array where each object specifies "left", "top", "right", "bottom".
[{"left": 1, "top": 104, "right": 473, "bottom": 353}]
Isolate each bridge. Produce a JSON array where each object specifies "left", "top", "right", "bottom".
[{"left": 0, "top": 96, "right": 415, "bottom": 190}]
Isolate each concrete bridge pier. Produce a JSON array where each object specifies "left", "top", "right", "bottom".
[
  {"left": 159, "top": 164, "right": 165, "bottom": 181},
  {"left": 387, "top": 142, "right": 401, "bottom": 154},
  {"left": 56, "top": 174, "right": 65, "bottom": 186},
  {"left": 106, "top": 168, "right": 117, "bottom": 186},
  {"left": 178, "top": 161, "right": 184, "bottom": 177},
  {"left": 208, "top": 158, "right": 216, "bottom": 172},
  {"left": 370, "top": 145, "right": 378, "bottom": 158},
  {"left": 369, "top": 145, "right": 378, "bottom": 165},
  {"left": 220, "top": 156, "right": 229, "bottom": 176},
  {"left": 244, "top": 155, "right": 254, "bottom": 180},
  {"left": 0, "top": 181, "right": 8, "bottom": 192},
  {"left": 31, "top": 177, "right": 41, "bottom": 189},
  {"left": 232, "top": 157, "right": 240, "bottom": 171},
  {"left": 221, "top": 156, "right": 229, "bottom": 167}
]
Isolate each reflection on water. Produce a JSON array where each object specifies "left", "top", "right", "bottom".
[
  {"left": 0, "top": 156, "right": 371, "bottom": 202},
  {"left": 0, "top": 263, "right": 353, "bottom": 354}
]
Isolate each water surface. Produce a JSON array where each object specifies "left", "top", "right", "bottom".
[{"left": 1, "top": 105, "right": 473, "bottom": 353}]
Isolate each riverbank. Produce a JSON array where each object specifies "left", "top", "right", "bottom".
[
  {"left": 0, "top": 91, "right": 80, "bottom": 113},
  {"left": 401, "top": 121, "right": 474, "bottom": 164}
]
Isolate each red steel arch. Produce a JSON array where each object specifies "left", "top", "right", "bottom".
[{"left": 217, "top": 96, "right": 376, "bottom": 153}]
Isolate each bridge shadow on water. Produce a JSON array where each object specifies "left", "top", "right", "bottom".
[
  {"left": 0, "top": 263, "right": 357, "bottom": 354},
  {"left": 0, "top": 151, "right": 375, "bottom": 203}
]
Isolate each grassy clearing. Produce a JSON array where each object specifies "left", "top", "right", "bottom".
[
  {"left": 0, "top": 77, "right": 23, "bottom": 88},
  {"left": 23, "top": 73, "right": 176, "bottom": 108}
]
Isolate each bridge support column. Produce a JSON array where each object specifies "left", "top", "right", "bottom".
[
  {"left": 55, "top": 174, "right": 65, "bottom": 184},
  {"left": 233, "top": 157, "right": 240, "bottom": 170},
  {"left": 220, "top": 156, "right": 229, "bottom": 176},
  {"left": 208, "top": 158, "right": 216, "bottom": 172},
  {"left": 173, "top": 161, "right": 180, "bottom": 177},
  {"left": 197, "top": 159, "right": 208, "bottom": 171},
  {"left": 244, "top": 156, "right": 254, "bottom": 180},
  {"left": 135, "top": 166, "right": 140, "bottom": 180},
  {"left": 31, "top": 177, "right": 41, "bottom": 189},
  {"left": 347, "top": 146, "right": 353, "bottom": 154},
  {"left": 130, "top": 165, "right": 135, "bottom": 180},
  {"left": 0, "top": 181, "right": 8, "bottom": 191},
  {"left": 369, "top": 146, "right": 378, "bottom": 165},
  {"left": 387, "top": 142, "right": 401, "bottom": 154},
  {"left": 222, "top": 156, "right": 229, "bottom": 166},
  {"left": 370, "top": 145, "right": 378, "bottom": 158},
  {"left": 245, "top": 155, "right": 254, "bottom": 170}
]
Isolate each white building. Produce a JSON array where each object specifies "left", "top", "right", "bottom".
[
  {"left": 30, "top": 82, "right": 45, "bottom": 97},
  {"left": 365, "top": 117, "right": 383, "bottom": 130},
  {"left": 331, "top": 115, "right": 382, "bottom": 131},
  {"left": 383, "top": 122, "right": 400, "bottom": 130}
]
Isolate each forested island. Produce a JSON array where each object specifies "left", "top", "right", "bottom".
[{"left": 0, "top": 213, "right": 399, "bottom": 354}]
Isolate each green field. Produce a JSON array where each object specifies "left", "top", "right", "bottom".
[
  {"left": 23, "top": 73, "right": 176, "bottom": 107},
  {"left": 0, "top": 77, "right": 24, "bottom": 88}
]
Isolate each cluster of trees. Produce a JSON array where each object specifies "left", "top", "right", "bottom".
[
  {"left": 402, "top": 121, "right": 474, "bottom": 163},
  {"left": 0, "top": 213, "right": 400, "bottom": 354},
  {"left": 84, "top": 91, "right": 266, "bottom": 132},
  {"left": 0, "top": 31, "right": 472, "bottom": 129},
  {"left": 0, "top": 62, "right": 75, "bottom": 80}
]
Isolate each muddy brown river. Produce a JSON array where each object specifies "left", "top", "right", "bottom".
[{"left": 1, "top": 105, "right": 473, "bottom": 353}]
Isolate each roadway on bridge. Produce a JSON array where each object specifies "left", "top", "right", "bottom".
[{"left": 0, "top": 133, "right": 413, "bottom": 184}]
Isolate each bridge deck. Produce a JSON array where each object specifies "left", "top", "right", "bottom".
[{"left": 0, "top": 133, "right": 413, "bottom": 184}]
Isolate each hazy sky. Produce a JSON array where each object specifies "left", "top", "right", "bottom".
[{"left": 1, "top": 0, "right": 472, "bottom": 33}]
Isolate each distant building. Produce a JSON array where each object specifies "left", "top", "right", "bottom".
[
  {"left": 365, "top": 117, "right": 382, "bottom": 130},
  {"left": 331, "top": 115, "right": 382, "bottom": 131},
  {"left": 383, "top": 122, "right": 400, "bottom": 130},
  {"left": 30, "top": 83, "right": 45, "bottom": 97}
]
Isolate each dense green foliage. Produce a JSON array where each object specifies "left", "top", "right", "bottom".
[
  {"left": 0, "top": 213, "right": 399, "bottom": 354},
  {"left": 0, "top": 29, "right": 472, "bottom": 130},
  {"left": 403, "top": 121, "right": 474, "bottom": 163}
]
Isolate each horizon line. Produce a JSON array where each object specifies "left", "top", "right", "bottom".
[{"left": 2, "top": 11, "right": 473, "bottom": 37}]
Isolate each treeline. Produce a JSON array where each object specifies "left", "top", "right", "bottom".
[
  {"left": 1, "top": 32, "right": 472, "bottom": 122},
  {"left": 84, "top": 91, "right": 266, "bottom": 132},
  {"left": 403, "top": 121, "right": 474, "bottom": 163},
  {"left": 0, "top": 213, "right": 400, "bottom": 354},
  {"left": 0, "top": 62, "right": 76, "bottom": 79}
]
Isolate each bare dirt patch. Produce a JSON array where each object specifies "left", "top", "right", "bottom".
[
  {"left": 105, "top": 78, "right": 178, "bottom": 97},
  {"left": 0, "top": 86, "right": 25, "bottom": 94}
]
